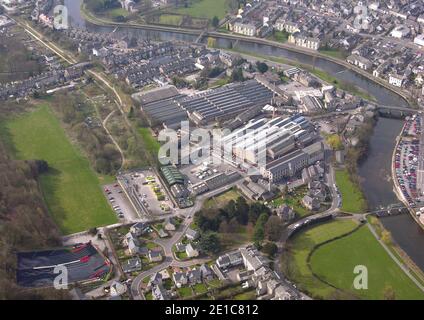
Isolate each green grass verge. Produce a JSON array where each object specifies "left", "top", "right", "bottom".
[
  {"left": 139, "top": 127, "right": 161, "bottom": 156},
  {"left": 178, "top": 286, "right": 193, "bottom": 298},
  {"left": 159, "top": 14, "right": 183, "bottom": 26},
  {"left": 1, "top": 105, "right": 117, "bottom": 234},
  {"left": 310, "top": 226, "right": 424, "bottom": 300},
  {"left": 221, "top": 47, "right": 377, "bottom": 102},
  {"left": 335, "top": 169, "right": 367, "bottom": 213}
]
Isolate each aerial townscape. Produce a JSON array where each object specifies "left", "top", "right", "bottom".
[{"left": 1, "top": 0, "right": 424, "bottom": 303}]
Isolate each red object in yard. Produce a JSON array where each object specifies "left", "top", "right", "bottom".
[{"left": 80, "top": 255, "right": 90, "bottom": 263}]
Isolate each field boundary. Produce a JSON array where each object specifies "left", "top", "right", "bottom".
[{"left": 304, "top": 222, "right": 366, "bottom": 297}]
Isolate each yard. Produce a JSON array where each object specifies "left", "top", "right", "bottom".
[
  {"left": 203, "top": 188, "right": 242, "bottom": 209},
  {"left": 171, "top": 0, "right": 231, "bottom": 20},
  {"left": 1, "top": 105, "right": 117, "bottom": 234},
  {"left": 335, "top": 169, "right": 367, "bottom": 213},
  {"left": 310, "top": 225, "right": 424, "bottom": 300},
  {"left": 270, "top": 186, "right": 313, "bottom": 218}
]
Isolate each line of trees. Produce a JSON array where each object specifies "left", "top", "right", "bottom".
[{"left": 194, "top": 194, "right": 284, "bottom": 249}]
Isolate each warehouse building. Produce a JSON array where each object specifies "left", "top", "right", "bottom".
[
  {"left": 179, "top": 80, "right": 274, "bottom": 125},
  {"left": 261, "top": 141, "right": 324, "bottom": 183},
  {"left": 132, "top": 86, "right": 188, "bottom": 129},
  {"left": 221, "top": 114, "right": 313, "bottom": 166}
]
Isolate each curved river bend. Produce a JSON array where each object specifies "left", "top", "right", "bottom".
[{"left": 66, "top": 0, "right": 424, "bottom": 270}]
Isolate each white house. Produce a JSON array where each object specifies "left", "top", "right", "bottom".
[
  {"left": 185, "top": 243, "right": 199, "bottom": 258},
  {"left": 414, "top": 34, "right": 424, "bottom": 47},
  {"left": 389, "top": 73, "right": 405, "bottom": 87},
  {"left": 390, "top": 25, "right": 410, "bottom": 39}
]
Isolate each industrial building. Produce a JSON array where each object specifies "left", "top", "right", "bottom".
[
  {"left": 218, "top": 114, "right": 323, "bottom": 183},
  {"left": 132, "top": 80, "right": 274, "bottom": 128},
  {"left": 132, "top": 86, "right": 188, "bottom": 129},
  {"left": 179, "top": 80, "right": 274, "bottom": 125}
]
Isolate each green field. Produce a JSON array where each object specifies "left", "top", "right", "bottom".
[
  {"left": 335, "top": 169, "right": 367, "bottom": 213},
  {"left": 311, "top": 226, "right": 424, "bottom": 299},
  {"left": 173, "top": 0, "right": 230, "bottom": 20},
  {"left": 158, "top": 14, "right": 183, "bottom": 26},
  {"left": 285, "top": 219, "right": 359, "bottom": 298},
  {"left": 203, "top": 188, "right": 242, "bottom": 209},
  {"left": 139, "top": 127, "right": 161, "bottom": 156},
  {"left": 1, "top": 105, "right": 117, "bottom": 234},
  {"left": 318, "top": 48, "right": 347, "bottom": 60}
]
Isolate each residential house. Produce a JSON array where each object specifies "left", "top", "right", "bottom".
[
  {"left": 164, "top": 218, "right": 177, "bottom": 231},
  {"left": 302, "top": 195, "right": 320, "bottom": 211},
  {"left": 148, "top": 250, "right": 163, "bottom": 263},
  {"left": 185, "top": 243, "right": 199, "bottom": 258},
  {"left": 122, "top": 257, "right": 142, "bottom": 273},
  {"left": 199, "top": 264, "right": 214, "bottom": 281},
  {"left": 130, "top": 222, "right": 147, "bottom": 236},
  {"left": 110, "top": 281, "right": 127, "bottom": 297},
  {"left": 152, "top": 284, "right": 169, "bottom": 300},
  {"left": 276, "top": 205, "right": 295, "bottom": 222},
  {"left": 187, "top": 268, "right": 202, "bottom": 285},
  {"left": 173, "top": 272, "right": 188, "bottom": 288},
  {"left": 185, "top": 228, "right": 199, "bottom": 241},
  {"left": 148, "top": 272, "right": 163, "bottom": 288}
]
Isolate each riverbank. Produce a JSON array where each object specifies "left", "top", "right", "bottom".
[
  {"left": 218, "top": 47, "right": 377, "bottom": 102},
  {"left": 391, "top": 120, "right": 424, "bottom": 230}
]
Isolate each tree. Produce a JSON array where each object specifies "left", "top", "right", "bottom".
[
  {"left": 326, "top": 134, "right": 344, "bottom": 151},
  {"left": 383, "top": 285, "right": 396, "bottom": 300},
  {"left": 264, "top": 215, "right": 284, "bottom": 241},
  {"left": 207, "top": 37, "right": 217, "bottom": 48},
  {"left": 262, "top": 242, "right": 278, "bottom": 257},
  {"left": 231, "top": 67, "right": 244, "bottom": 82},
  {"left": 199, "top": 232, "right": 221, "bottom": 254},
  {"left": 253, "top": 213, "right": 269, "bottom": 243},
  {"left": 212, "top": 16, "right": 220, "bottom": 28},
  {"left": 256, "top": 61, "right": 269, "bottom": 73},
  {"left": 381, "top": 230, "right": 392, "bottom": 245}
]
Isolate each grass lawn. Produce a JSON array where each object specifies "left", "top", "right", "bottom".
[
  {"left": 1, "top": 105, "right": 116, "bottom": 234},
  {"left": 234, "top": 289, "right": 256, "bottom": 300},
  {"left": 310, "top": 226, "right": 424, "bottom": 300},
  {"left": 193, "top": 283, "right": 208, "bottom": 295},
  {"left": 106, "top": 8, "right": 129, "bottom": 18},
  {"left": 172, "top": 0, "right": 230, "bottom": 20},
  {"left": 335, "top": 169, "right": 367, "bottom": 213},
  {"left": 207, "top": 279, "right": 223, "bottom": 289},
  {"left": 204, "top": 188, "right": 241, "bottom": 209},
  {"left": 178, "top": 286, "right": 193, "bottom": 298},
  {"left": 270, "top": 187, "right": 312, "bottom": 218},
  {"left": 269, "top": 30, "right": 289, "bottom": 43},
  {"left": 285, "top": 219, "right": 359, "bottom": 298},
  {"left": 318, "top": 48, "right": 347, "bottom": 60},
  {"left": 219, "top": 224, "right": 253, "bottom": 250},
  {"left": 139, "top": 127, "right": 161, "bottom": 156},
  {"left": 158, "top": 14, "right": 183, "bottom": 26}
]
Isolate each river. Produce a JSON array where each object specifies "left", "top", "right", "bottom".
[{"left": 65, "top": 0, "right": 424, "bottom": 271}]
